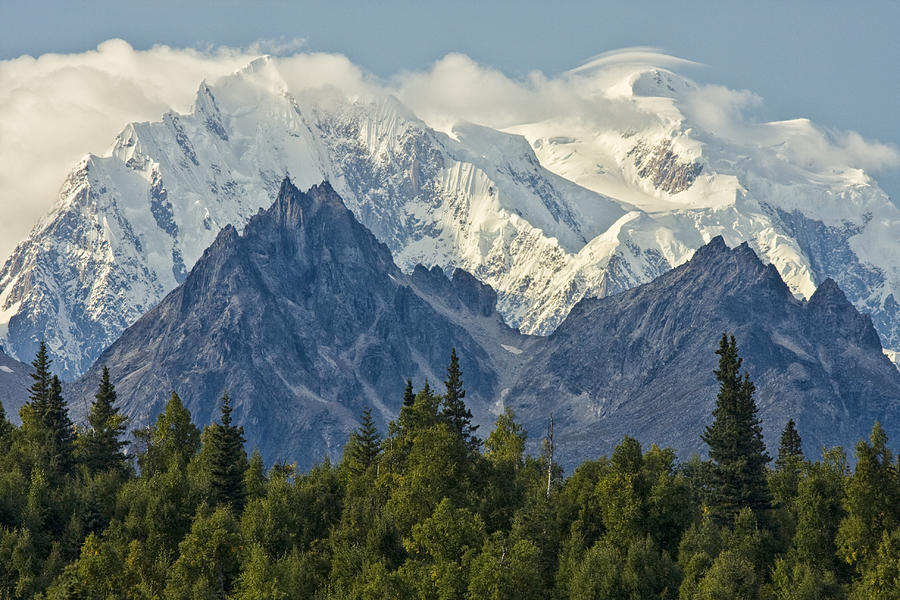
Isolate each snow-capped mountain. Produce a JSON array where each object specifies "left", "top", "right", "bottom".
[{"left": 1, "top": 55, "right": 898, "bottom": 378}]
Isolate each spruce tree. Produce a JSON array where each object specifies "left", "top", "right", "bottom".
[
  {"left": 403, "top": 379, "right": 415, "bottom": 407},
  {"left": 78, "top": 366, "right": 128, "bottom": 474},
  {"left": 208, "top": 393, "right": 248, "bottom": 512},
  {"left": 27, "top": 341, "right": 52, "bottom": 408},
  {"left": 775, "top": 419, "right": 803, "bottom": 469},
  {"left": 349, "top": 407, "right": 381, "bottom": 471},
  {"left": 701, "top": 334, "right": 771, "bottom": 525},
  {"left": 770, "top": 419, "right": 805, "bottom": 508},
  {"left": 440, "top": 348, "right": 478, "bottom": 449},
  {"left": 20, "top": 345, "right": 75, "bottom": 476},
  {"left": 44, "top": 375, "right": 75, "bottom": 474}
]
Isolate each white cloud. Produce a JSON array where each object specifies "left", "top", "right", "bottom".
[
  {"left": 391, "top": 51, "right": 668, "bottom": 136},
  {"left": 680, "top": 84, "right": 900, "bottom": 175},
  {"left": 0, "top": 40, "right": 897, "bottom": 262},
  {"left": 0, "top": 39, "right": 268, "bottom": 260}
]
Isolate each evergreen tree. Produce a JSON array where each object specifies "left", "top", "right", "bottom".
[
  {"left": 45, "top": 375, "right": 75, "bottom": 470},
  {"left": 441, "top": 348, "right": 479, "bottom": 449},
  {"left": 244, "top": 449, "right": 267, "bottom": 502},
  {"left": 775, "top": 419, "right": 803, "bottom": 470},
  {"left": 403, "top": 379, "right": 415, "bottom": 407},
  {"left": 77, "top": 366, "right": 128, "bottom": 474},
  {"left": 397, "top": 380, "right": 441, "bottom": 435},
  {"left": 771, "top": 418, "right": 805, "bottom": 509},
  {"left": 21, "top": 369, "right": 75, "bottom": 476},
  {"left": 19, "top": 342, "right": 54, "bottom": 469},
  {"left": 136, "top": 391, "right": 201, "bottom": 476},
  {"left": 27, "top": 341, "right": 52, "bottom": 408},
  {"left": 0, "top": 396, "right": 11, "bottom": 449},
  {"left": 701, "top": 334, "right": 771, "bottom": 525},
  {"left": 349, "top": 407, "right": 381, "bottom": 472},
  {"left": 208, "top": 393, "right": 248, "bottom": 512}
]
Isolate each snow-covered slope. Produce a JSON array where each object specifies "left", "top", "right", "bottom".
[
  {"left": 508, "top": 65, "right": 900, "bottom": 351},
  {"left": 1, "top": 56, "right": 898, "bottom": 378}
]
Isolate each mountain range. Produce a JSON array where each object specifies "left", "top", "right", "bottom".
[
  {"left": 62, "top": 179, "right": 900, "bottom": 468},
  {"left": 0, "top": 56, "right": 898, "bottom": 381}
]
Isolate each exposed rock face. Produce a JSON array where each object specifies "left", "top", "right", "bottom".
[
  {"left": 71, "top": 180, "right": 900, "bottom": 468},
  {"left": 628, "top": 139, "right": 703, "bottom": 193},
  {"left": 71, "top": 180, "right": 520, "bottom": 467},
  {"left": 0, "top": 348, "right": 31, "bottom": 424},
  {"left": 6, "top": 58, "right": 900, "bottom": 382},
  {"left": 0, "top": 62, "right": 624, "bottom": 380},
  {"left": 508, "top": 238, "right": 900, "bottom": 464}
]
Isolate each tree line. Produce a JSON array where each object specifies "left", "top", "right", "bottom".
[{"left": 0, "top": 339, "right": 898, "bottom": 598}]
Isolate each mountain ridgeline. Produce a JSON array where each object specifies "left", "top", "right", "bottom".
[
  {"left": 70, "top": 180, "right": 518, "bottom": 465},
  {"left": 3, "top": 56, "right": 900, "bottom": 381},
  {"left": 66, "top": 179, "right": 900, "bottom": 468}
]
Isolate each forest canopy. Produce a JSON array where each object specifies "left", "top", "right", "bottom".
[{"left": 0, "top": 337, "right": 897, "bottom": 599}]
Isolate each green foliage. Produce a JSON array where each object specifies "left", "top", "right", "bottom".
[
  {"left": 19, "top": 346, "right": 75, "bottom": 480},
  {"left": 0, "top": 339, "right": 897, "bottom": 599},
  {"left": 836, "top": 422, "right": 900, "bottom": 576},
  {"left": 701, "top": 333, "right": 771, "bottom": 525},
  {"left": 792, "top": 449, "right": 847, "bottom": 574},
  {"left": 848, "top": 528, "right": 900, "bottom": 600},
  {"left": 403, "top": 378, "right": 415, "bottom": 407},
  {"left": 441, "top": 348, "right": 479, "bottom": 450},
  {"left": 0, "top": 397, "right": 12, "bottom": 451},
  {"left": 135, "top": 392, "right": 201, "bottom": 476},
  {"left": 694, "top": 548, "right": 759, "bottom": 600},
  {"left": 771, "top": 556, "right": 845, "bottom": 600},
  {"left": 776, "top": 419, "right": 804, "bottom": 467},
  {"left": 344, "top": 407, "right": 382, "bottom": 477},
  {"left": 243, "top": 448, "right": 267, "bottom": 502},
  {"left": 164, "top": 505, "right": 241, "bottom": 600},
  {"left": 77, "top": 366, "right": 129, "bottom": 475},
  {"left": 482, "top": 408, "right": 527, "bottom": 531},
  {"left": 467, "top": 532, "right": 542, "bottom": 600},
  {"left": 401, "top": 498, "right": 485, "bottom": 599},
  {"left": 569, "top": 536, "right": 678, "bottom": 600},
  {"left": 207, "top": 393, "right": 248, "bottom": 512}
]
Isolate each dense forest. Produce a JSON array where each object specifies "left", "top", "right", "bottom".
[{"left": 0, "top": 337, "right": 898, "bottom": 599}]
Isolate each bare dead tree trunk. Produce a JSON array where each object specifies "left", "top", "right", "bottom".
[{"left": 546, "top": 413, "right": 554, "bottom": 500}]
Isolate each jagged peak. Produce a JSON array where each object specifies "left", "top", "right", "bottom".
[
  {"left": 733, "top": 240, "right": 761, "bottom": 262},
  {"left": 689, "top": 236, "right": 765, "bottom": 268},
  {"left": 192, "top": 80, "right": 220, "bottom": 113},
  {"left": 809, "top": 277, "right": 849, "bottom": 306},
  {"left": 690, "top": 235, "right": 728, "bottom": 259},
  {"left": 266, "top": 178, "right": 357, "bottom": 233}
]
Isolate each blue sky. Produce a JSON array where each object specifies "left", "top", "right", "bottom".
[{"left": 1, "top": 0, "right": 898, "bottom": 202}]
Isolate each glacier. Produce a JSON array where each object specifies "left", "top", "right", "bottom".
[{"left": 0, "top": 55, "right": 897, "bottom": 379}]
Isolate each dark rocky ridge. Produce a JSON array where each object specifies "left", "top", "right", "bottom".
[
  {"left": 508, "top": 237, "right": 900, "bottom": 464},
  {"left": 70, "top": 180, "right": 516, "bottom": 467},
  {"left": 69, "top": 179, "right": 900, "bottom": 468},
  {"left": 0, "top": 347, "right": 31, "bottom": 424}
]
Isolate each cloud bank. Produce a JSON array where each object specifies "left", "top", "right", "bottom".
[{"left": 1, "top": 40, "right": 897, "bottom": 262}]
